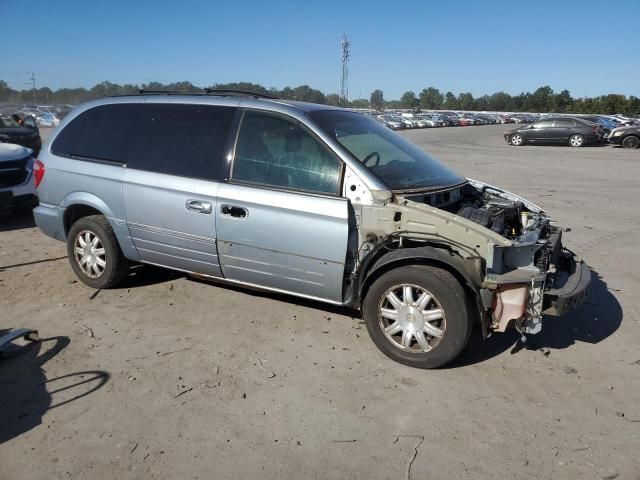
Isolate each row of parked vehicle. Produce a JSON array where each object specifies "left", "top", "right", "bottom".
[
  {"left": 371, "top": 111, "right": 515, "bottom": 130},
  {"left": 369, "top": 110, "right": 640, "bottom": 134},
  {"left": 0, "top": 104, "right": 72, "bottom": 128}
]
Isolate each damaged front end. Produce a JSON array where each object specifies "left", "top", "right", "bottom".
[
  {"left": 463, "top": 180, "right": 591, "bottom": 336},
  {"left": 356, "top": 178, "right": 591, "bottom": 338}
]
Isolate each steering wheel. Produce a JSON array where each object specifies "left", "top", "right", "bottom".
[{"left": 362, "top": 151, "right": 380, "bottom": 166}]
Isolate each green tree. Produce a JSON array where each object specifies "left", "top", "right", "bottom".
[
  {"left": 210, "top": 82, "right": 269, "bottom": 96},
  {"left": 626, "top": 96, "right": 640, "bottom": 115},
  {"left": 443, "top": 91, "right": 458, "bottom": 109},
  {"left": 528, "top": 86, "right": 554, "bottom": 112},
  {"left": 400, "top": 91, "right": 419, "bottom": 109},
  {"left": 369, "top": 89, "right": 384, "bottom": 110},
  {"left": 349, "top": 98, "right": 370, "bottom": 108},
  {"left": 458, "top": 92, "right": 475, "bottom": 110},
  {"left": 325, "top": 93, "right": 341, "bottom": 106},
  {"left": 419, "top": 87, "right": 444, "bottom": 109},
  {"left": 551, "top": 89, "right": 573, "bottom": 112},
  {"left": 487, "top": 91, "right": 512, "bottom": 111}
]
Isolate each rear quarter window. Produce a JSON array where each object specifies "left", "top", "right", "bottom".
[{"left": 51, "top": 104, "right": 137, "bottom": 163}]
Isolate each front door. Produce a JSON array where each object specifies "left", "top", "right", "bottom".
[{"left": 216, "top": 110, "right": 349, "bottom": 302}]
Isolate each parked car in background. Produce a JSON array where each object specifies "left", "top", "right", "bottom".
[
  {"left": 0, "top": 143, "right": 38, "bottom": 213},
  {"left": 0, "top": 114, "right": 42, "bottom": 154},
  {"left": 607, "top": 125, "right": 640, "bottom": 149},
  {"left": 377, "top": 115, "right": 403, "bottom": 130},
  {"left": 36, "top": 112, "right": 60, "bottom": 128},
  {"left": 505, "top": 116, "right": 603, "bottom": 147}
]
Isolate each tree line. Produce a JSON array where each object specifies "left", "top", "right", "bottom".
[{"left": 1, "top": 80, "right": 638, "bottom": 115}]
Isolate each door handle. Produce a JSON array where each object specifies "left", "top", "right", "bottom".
[
  {"left": 185, "top": 199, "right": 212, "bottom": 214},
  {"left": 220, "top": 204, "right": 248, "bottom": 218}
]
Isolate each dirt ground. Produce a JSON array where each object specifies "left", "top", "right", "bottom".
[{"left": 1, "top": 125, "right": 639, "bottom": 480}]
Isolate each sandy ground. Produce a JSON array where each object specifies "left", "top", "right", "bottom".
[{"left": 1, "top": 125, "right": 639, "bottom": 480}]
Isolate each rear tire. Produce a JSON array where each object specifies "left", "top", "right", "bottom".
[
  {"left": 569, "top": 134, "right": 585, "bottom": 147},
  {"left": 362, "top": 265, "right": 472, "bottom": 369},
  {"left": 621, "top": 135, "right": 640, "bottom": 149},
  {"left": 67, "top": 215, "right": 129, "bottom": 289}
]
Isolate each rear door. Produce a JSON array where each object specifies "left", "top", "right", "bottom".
[
  {"left": 528, "top": 119, "right": 554, "bottom": 142},
  {"left": 216, "top": 109, "right": 349, "bottom": 303},
  {"left": 122, "top": 102, "right": 237, "bottom": 276},
  {"left": 551, "top": 118, "right": 575, "bottom": 142}
]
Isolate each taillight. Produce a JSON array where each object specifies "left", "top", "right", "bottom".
[{"left": 33, "top": 159, "right": 45, "bottom": 188}]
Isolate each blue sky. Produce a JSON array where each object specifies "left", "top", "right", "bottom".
[{"left": 2, "top": 0, "right": 639, "bottom": 99}]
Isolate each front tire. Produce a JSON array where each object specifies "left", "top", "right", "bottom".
[
  {"left": 622, "top": 135, "right": 640, "bottom": 149},
  {"left": 510, "top": 134, "right": 524, "bottom": 146},
  {"left": 67, "top": 215, "right": 129, "bottom": 289},
  {"left": 569, "top": 134, "right": 585, "bottom": 147},
  {"left": 363, "top": 265, "right": 472, "bottom": 369}
]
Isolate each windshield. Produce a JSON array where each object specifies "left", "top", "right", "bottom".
[{"left": 308, "top": 110, "right": 465, "bottom": 191}]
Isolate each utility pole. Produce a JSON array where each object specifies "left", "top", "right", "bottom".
[
  {"left": 339, "top": 34, "right": 350, "bottom": 105},
  {"left": 29, "top": 72, "right": 37, "bottom": 105}
]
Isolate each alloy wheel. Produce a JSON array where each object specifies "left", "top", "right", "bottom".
[
  {"left": 73, "top": 230, "right": 107, "bottom": 278},
  {"left": 377, "top": 284, "right": 446, "bottom": 353},
  {"left": 569, "top": 135, "right": 584, "bottom": 147}
]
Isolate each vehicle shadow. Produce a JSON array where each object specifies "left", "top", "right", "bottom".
[
  {"left": 187, "top": 274, "right": 361, "bottom": 318},
  {"left": 118, "top": 263, "right": 185, "bottom": 289},
  {"left": 118, "top": 263, "right": 359, "bottom": 317},
  {"left": 0, "top": 334, "right": 110, "bottom": 445},
  {"left": 0, "top": 210, "right": 36, "bottom": 232},
  {"left": 449, "top": 268, "right": 621, "bottom": 368}
]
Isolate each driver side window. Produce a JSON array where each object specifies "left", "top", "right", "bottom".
[{"left": 232, "top": 111, "right": 342, "bottom": 195}]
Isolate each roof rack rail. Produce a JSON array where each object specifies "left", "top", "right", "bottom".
[
  {"left": 136, "top": 89, "right": 277, "bottom": 99},
  {"left": 204, "top": 88, "right": 277, "bottom": 99}
]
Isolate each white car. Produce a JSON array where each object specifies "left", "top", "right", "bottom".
[{"left": 0, "top": 143, "right": 38, "bottom": 213}]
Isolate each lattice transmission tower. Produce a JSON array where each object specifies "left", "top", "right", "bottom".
[{"left": 340, "top": 34, "right": 350, "bottom": 104}]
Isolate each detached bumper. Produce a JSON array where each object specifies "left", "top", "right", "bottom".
[{"left": 542, "top": 257, "right": 591, "bottom": 316}]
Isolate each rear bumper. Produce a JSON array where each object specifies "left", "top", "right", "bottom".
[
  {"left": 33, "top": 203, "right": 67, "bottom": 241},
  {"left": 542, "top": 257, "right": 591, "bottom": 316}
]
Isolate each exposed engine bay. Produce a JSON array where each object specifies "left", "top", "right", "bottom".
[
  {"left": 404, "top": 180, "right": 551, "bottom": 243},
  {"left": 375, "top": 179, "right": 588, "bottom": 337}
]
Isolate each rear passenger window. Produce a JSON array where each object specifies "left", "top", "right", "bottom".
[
  {"left": 232, "top": 111, "right": 341, "bottom": 195},
  {"left": 554, "top": 119, "right": 576, "bottom": 128},
  {"left": 51, "top": 104, "right": 137, "bottom": 163},
  {"left": 128, "top": 104, "right": 235, "bottom": 180}
]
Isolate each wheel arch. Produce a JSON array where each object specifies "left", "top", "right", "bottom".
[
  {"left": 60, "top": 192, "right": 138, "bottom": 260},
  {"left": 622, "top": 134, "right": 640, "bottom": 148},
  {"left": 356, "top": 245, "right": 489, "bottom": 334},
  {"left": 61, "top": 192, "right": 115, "bottom": 236}
]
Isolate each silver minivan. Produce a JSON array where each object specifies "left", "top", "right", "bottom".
[{"left": 33, "top": 91, "right": 590, "bottom": 368}]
